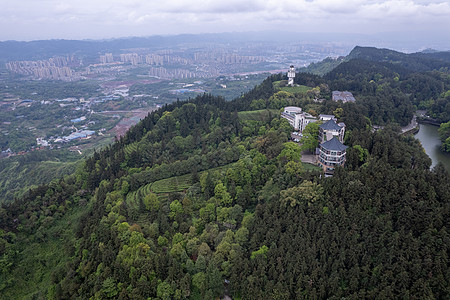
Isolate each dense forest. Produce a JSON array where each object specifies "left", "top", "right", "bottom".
[
  {"left": 0, "top": 47, "right": 449, "bottom": 299},
  {"left": 439, "top": 120, "right": 450, "bottom": 152}
]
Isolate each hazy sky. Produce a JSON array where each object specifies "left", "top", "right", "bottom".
[{"left": 2, "top": 0, "right": 450, "bottom": 43}]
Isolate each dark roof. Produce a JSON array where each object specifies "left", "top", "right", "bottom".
[
  {"left": 332, "top": 91, "right": 356, "bottom": 102},
  {"left": 320, "top": 137, "right": 348, "bottom": 151},
  {"left": 319, "top": 119, "right": 342, "bottom": 131}
]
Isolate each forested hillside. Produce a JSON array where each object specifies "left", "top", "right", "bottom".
[
  {"left": 324, "top": 47, "right": 450, "bottom": 124},
  {"left": 0, "top": 48, "right": 449, "bottom": 299},
  {"left": 0, "top": 150, "right": 80, "bottom": 204},
  {"left": 304, "top": 46, "right": 450, "bottom": 75}
]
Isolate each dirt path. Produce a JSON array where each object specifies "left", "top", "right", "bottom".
[
  {"left": 401, "top": 115, "right": 418, "bottom": 134},
  {"left": 112, "top": 107, "right": 157, "bottom": 137},
  {"left": 301, "top": 152, "right": 317, "bottom": 164}
]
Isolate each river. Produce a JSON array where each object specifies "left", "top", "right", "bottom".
[{"left": 414, "top": 123, "right": 450, "bottom": 172}]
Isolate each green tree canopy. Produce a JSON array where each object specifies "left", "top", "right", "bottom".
[
  {"left": 300, "top": 122, "right": 320, "bottom": 152},
  {"left": 277, "top": 142, "right": 302, "bottom": 163}
]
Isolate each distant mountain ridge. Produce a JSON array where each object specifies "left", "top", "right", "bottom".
[
  {"left": 347, "top": 46, "right": 450, "bottom": 71},
  {"left": 0, "top": 36, "right": 183, "bottom": 62},
  {"left": 0, "top": 32, "right": 350, "bottom": 63},
  {"left": 302, "top": 46, "right": 450, "bottom": 76}
]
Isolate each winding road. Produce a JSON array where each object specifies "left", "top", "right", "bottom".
[{"left": 401, "top": 115, "right": 418, "bottom": 134}]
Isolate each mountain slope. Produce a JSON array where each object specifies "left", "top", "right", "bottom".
[
  {"left": 347, "top": 46, "right": 450, "bottom": 72},
  {"left": 0, "top": 65, "right": 449, "bottom": 299},
  {"left": 301, "top": 45, "right": 450, "bottom": 76}
]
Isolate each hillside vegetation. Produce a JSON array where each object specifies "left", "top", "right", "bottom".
[
  {"left": 0, "top": 47, "right": 449, "bottom": 299},
  {"left": 0, "top": 150, "right": 80, "bottom": 204}
]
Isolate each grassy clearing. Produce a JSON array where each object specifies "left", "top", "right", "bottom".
[
  {"left": 151, "top": 173, "right": 192, "bottom": 194},
  {"left": 273, "top": 80, "right": 311, "bottom": 94},
  {"left": 238, "top": 109, "right": 279, "bottom": 122},
  {"left": 303, "top": 163, "right": 322, "bottom": 171},
  {"left": 279, "top": 85, "right": 311, "bottom": 94},
  {"left": 141, "top": 162, "right": 239, "bottom": 196}
]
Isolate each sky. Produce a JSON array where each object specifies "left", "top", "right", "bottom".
[{"left": 2, "top": 0, "right": 450, "bottom": 47}]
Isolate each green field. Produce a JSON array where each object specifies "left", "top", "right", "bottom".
[
  {"left": 279, "top": 85, "right": 311, "bottom": 94},
  {"left": 273, "top": 80, "right": 311, "bottom": 94},
  {"left": 238, "top": 109, "right": 279, "bottom": 122},
  {"left": 303, "top": 162, "right": 322, "bottom": 171},
  {"left": 139, "top": 159, "right": 319, "bottom": 198},
  {"left": 151, "top": 173, "right": 192, "bottom": 194},
  {"left": 148, "top": 163, "right": 239, "bottom": 196}
]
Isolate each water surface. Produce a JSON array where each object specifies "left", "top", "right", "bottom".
[{"left": 414, "top": 123, "right": 450, "bottom": 172}]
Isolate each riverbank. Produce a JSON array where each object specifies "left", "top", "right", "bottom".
[
  {"left": 401, "top": 115, "right": 418, "bottom": 134},
  {"left": 416, "top": 117, "right": 441, "bottom": 126}
]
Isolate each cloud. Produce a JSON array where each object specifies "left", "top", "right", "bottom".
[
  {"left": 356, "top": 0, "right": 450, "bottom": 22},
  {"left": 313, "top": 0, "right": 366, "bottom": 14},
  {"left": 0, "top": 0, "right": 449, "bottom": 40},
  {"left": 54, "top": 3, "right": 71, "bottom": 15},
  {"left": 161, "top": 0, "right": 267, "bottom": 14}
]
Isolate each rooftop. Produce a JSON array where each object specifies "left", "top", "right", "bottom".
[
  {"left": 284, "top": 106, "right": 302, "bottom": 113},
  {"left": 332, "top": 91, "right": 356, "bottom": 102},
  {"left": 319, "top": 114, "right": 335, "bottom": 119},
  {"left": 321, "top": 137, "right": 348, "bottom": 152},
  {"left": 319, "top": 119, "right": 343, "bottom": 131}
]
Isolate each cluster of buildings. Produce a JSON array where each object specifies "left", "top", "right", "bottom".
[
  {"left": 278, "top": 66, "right": 357, "bottom": 174},
  {"left": 54, "top": 130, "right": 95, "bottom": 143},
  {"left": 193, "top": 52, "right": 264, "bottom": 64},
  {"left": 95, "top": 49, "right": 265, "bottom": 79},
  {"left": 96, "top": 52, "right": 218, "bottom": 79},
  {"left": 147, "top": 66, "right": 214, "bottom": 79},
  {"left": 5, "top": 56, "right": 80, "bottom": 80},
  {"left": 100, "top": 53, "right": 114, "bottom": 64},
  {"left": 101, "top": 52, "right": 191, "bottom": 67},
  {"left": 4, "top": 40, "right": 349, "bottom": 83},
  {"left": 119, "top": 52, "right": 190, "bottom": 66},
  {"left": 281, "top": 106, "right": 348, "bottom": 175},
  {"left": 317, "top": 119, "right": 347, "bottom": 174}
]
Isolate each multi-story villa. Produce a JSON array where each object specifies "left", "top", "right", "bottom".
[
  {"left": 318, "top": 119, "right": 345, "bottom": 143},
  {"left": 281, "top": 107, "right": 348, "bottom": 175},
  {"left": 317, "top": 137, "right": 348, "bottom": 174},
  {"left": 281, "top": 106, "right": 317, "bottom": 133},
  {"left": 317, "top": 119, "right": 347, "bottom": 174}
]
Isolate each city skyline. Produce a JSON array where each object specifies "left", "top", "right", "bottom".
[{"left": 2, "top": 0, "right": 450, "bottom": 50}]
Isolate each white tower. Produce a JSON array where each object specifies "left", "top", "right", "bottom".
[{"left": 287, "top": 65, "right": 295, "bottom": 86}]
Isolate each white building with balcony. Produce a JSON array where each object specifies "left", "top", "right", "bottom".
[{"left": 281, "top": 106, "right": 317, "bottom": 133}]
